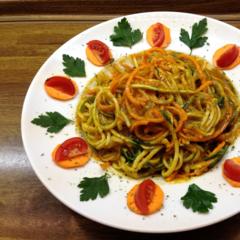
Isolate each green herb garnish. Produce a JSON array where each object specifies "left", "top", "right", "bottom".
[
  {"left": 160, "top": 110, "right": 172, "bottom": 124},
  {"left": 31, "top": 112, "right": 72, "bottom": 133},
  {"left": 217, "top": 96, "right": 225, "bottom": 108},
  {"left": 62, "top": 54, "right": 86, "bottom": 77},
  {"left": 181, "top": 184, "right": 217, "bottom": 213},
  {"left": 78, "top": 174, "right": 110, "bottom": 201},
  {"left": 131, "top": 137, "right": 144, "bottom": 146},
  {"left": 110, "top": 17, "right": 143, "bottom": 48},
  {"left": 180, "top": 18, "right": 208, "bottom": 54},
  {"left": 121, "top": 145, "right": 142, "bottom": 164},
  {"left": 182, "top": 102, "right": 190, "bottom": 110},
  {"left": 182, "top": 96, "right": 195, "bottom": 110}
]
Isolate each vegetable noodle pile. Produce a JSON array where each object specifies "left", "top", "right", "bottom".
[{"left": 76, "top": 48, "right": 240, "bottom": 180}]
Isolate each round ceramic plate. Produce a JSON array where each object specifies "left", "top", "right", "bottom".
[{"left": 21, "top": 12, "right": 240, "bottom": 233}]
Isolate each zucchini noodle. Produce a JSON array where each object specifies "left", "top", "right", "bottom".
[{"left": 76, "top": 48, "right": 240, "bottom": 180}]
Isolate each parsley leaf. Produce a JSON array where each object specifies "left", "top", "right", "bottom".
[
  {"left": 78, "top": 174, "right": 110, "bottom": 201},
  {"left": 181, "top": 184, "right": 217, "bottom": 213},
  {"left": 62, "top": 54, "right": 86, "bottom": 77},
  {"left": 180, "top": 18, "right": 208, "bottom": 54},
  {"left": 110, "top": 17, "right": 143, "bottom": 48},
  {"left": 31, "top": 112, "right": 72, "bottom": 133}
]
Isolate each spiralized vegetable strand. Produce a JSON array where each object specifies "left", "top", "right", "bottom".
[{"left": 76, "top": 48, "right": 240, "bottom": 180}]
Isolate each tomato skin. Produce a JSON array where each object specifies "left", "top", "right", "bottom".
[
  {"left": 45, "top": 76, "right": 75, "bottom": 96},
  {"left": 216, "top": 44, "right": 239, "bottom": 68},
  {"left": 87, "top": 40, "right": 111, "bottom": 64},
  {"left": 55, "top": 137, "right": 88, "bottom": 162},
  {"left": 223, "top": 158, "right": 240, "bottom": 182},
  {"left": 134, "top": 179, "right": 156, "bottom": 215},
  {"left": 223, "top": 158, "right": 240, "bottom": 181},
  {"left": 147, "top": 22, "right": 171, "bottom": 48},
  {"left": 151, "top": 23, "right": 165, "bottom": 47}
]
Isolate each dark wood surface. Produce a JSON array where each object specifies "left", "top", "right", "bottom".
[
  {"left": 0, "top": 0, "right": 240, "bottom": 15},
  {"left": 0, "top": 4, "right": 240, "bottom": 239}
]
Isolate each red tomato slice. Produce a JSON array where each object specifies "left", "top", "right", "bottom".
[
  {"left": 151, "top": 23, "right": 165, "bottom": 47},
  {"left": 45, "top": 76, "right": 75, "bottom": 96},
  {"left": 216, "top": 44, "right": 239, "bottom": 68},
  {"left": 55, "top": 137, "right": 88, "bottom": 162},
  {"left": 87, "top": 40, "right": 111, "bottom": 64},
  {"left": 223, "top": 158, "right": 240, "bottom": 182},
  {"left": 134, "top": 179, "right": 156, "bottom": 215}
]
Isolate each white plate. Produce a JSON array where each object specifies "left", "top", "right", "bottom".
[{"left": 21, "top": 12, "right": 240, "bottom": 233}]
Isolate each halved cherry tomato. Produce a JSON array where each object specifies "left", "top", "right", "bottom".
[
  {"left": 55, "top": 137, "right": 88, "bottom": 162},
  {"left": 223, "top": 158, "right": 240, "bottom": 182},
  {"left": 52, "top": 144, "right": 91, "bottom": 169},
  {"left": 146, "top": 23, "right": 171, "bottom": 48},
  {"left": 216, "top": 45, "right": 239, "bottom": 68},
  {"left": 86, "top": 40, "right": 112, "bottom": 66},
  {"left": 213, "top": 44, "right": 240, "bottom": 70},
  {"left": 149, "top": 23, "right": 165, "bottom": 47},
  {"left": 134, "top": 179, "right": 156, "bottom": 215},
  {"left": 127, "top": 179, "right": 164, "bottom": 215},
  {"left": 44, "top": 76, "right": 78, "bottom": 100}
]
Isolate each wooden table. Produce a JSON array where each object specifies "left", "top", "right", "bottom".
[{"left": 1, "top": 1, "right": 240, "bottom": 239}]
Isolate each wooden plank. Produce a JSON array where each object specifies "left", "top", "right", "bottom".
[
  {"left": 0, "top": 13, "right": 240, "bottom": 23},
  {"left": 0, "top": 0, "right": 239, "bottom": 15}
]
